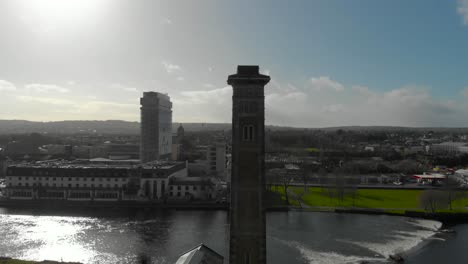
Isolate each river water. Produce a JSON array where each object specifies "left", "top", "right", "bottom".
[{"left": 0, "top": 208, "right": 465, "bottom": 264}]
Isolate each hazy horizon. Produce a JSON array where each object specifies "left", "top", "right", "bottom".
[
  {"left": 1, "top": 0, "right": 468, "bottom": 127},
  {"left": 3, "top": 119, "right": 468, "bottom": 130}
]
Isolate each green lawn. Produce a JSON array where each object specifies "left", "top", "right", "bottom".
[
  {"left": 271, "top": 186, "right": 468, "bottom": 212},
  {"left": 0, "top": 260, "right": 35, "bottom": 264},
  {"left": 0, "top": 258, "right": 81, "bottom": 264}
]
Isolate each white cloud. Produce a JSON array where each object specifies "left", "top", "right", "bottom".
[
  {"left": 0, "top": 80, "right": 16, "bottom": 91},
  {"left": 123, "top": 87, "right": 139, "bottom": 92},
  {"left": 160, "top": 17, "right": 172, "bottom": 25},
  {"left": 462, "top": 87, "right": 468, "bottom": 98},
  {"left": 458, "top": 0, "right": 468, "bottom": 25},
  {"left": 174, "top": 86, "right": 232, "bottom": 122},
  {"left": 309, "top": 76, "right": 344, "bottom": 92},
  {"left": 16, "top": 95, "right": 74, "bottom": 106},
  {"left": 110, "top": 83, "right": 139, "bottom": 93},
  {"left": 25, "top": 83, "right": 69, "bottom": 93},
  {"left": 351, "top": 85, "right": 372, "bottom": 96},
  {"left": 5, "top": 77, "right": 468, "bottom": 127},
  {"left": 176, "top": 76, "right": 185, "bottom": 81},
  {"left": 322, "top": 104, "right": 345, "bottom": 113},
  {"left": 208, "top": 67, "right": 213, "bottom": 72},
  {"left": 162, "top": 61, "right": 182, "bottom": 73},
  {"left": 261, "top": 69, "right": 270, "bottom": 75}
]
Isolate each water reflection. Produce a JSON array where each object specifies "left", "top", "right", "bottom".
[{"left": 0, "top": 209, "right": 441, "bottom": 264}]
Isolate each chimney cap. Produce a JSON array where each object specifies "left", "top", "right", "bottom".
[
  {"left": 227, "top": 65, "right": 270, "bottom": 85},
  {"left": 237, "top": 65, "right": 259, "bottom": 75}
]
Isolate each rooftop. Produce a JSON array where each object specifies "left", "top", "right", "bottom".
[{"left": 8, "top": 159, "right": 183, "bottom": 170}]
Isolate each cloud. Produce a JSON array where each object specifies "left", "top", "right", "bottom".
[
  {"left": 123, "top": 87, "right": 139, "bottom": 92},
  {"left": 162, "top": 61, "right": 182, "bottom": 73},
  {"left": 309, "top": 76, "right": 344, "bottom": 92},
  {"left": 160, "top": 17, "right": 172, "bottom": 25},
  {"left": 176, "top": 76, "right": 185, "bottom": 81},
  {"left": 462, "top": 87, "right": 468, "bottom": 98},
  {"left": 458, "top": 0, "right": 468, "bottom": 25},
  {"left": 174, "top": 86, "right": 232, "bottom": 122},
  {"left": 261, "top": 69, "right": 270, "bottom": 75},
  {"left": 0, "top": 80, "right": 16, "bottom": 91},
  {"left": 208, "top": 67, "right": 213, "bottom": 72},
  {"left": 178, "top": 86, "right": 231, "bottom": 105},
  {"left": 351, "top": 85, "right": 373, "bottom": 96},
  {"left": 16, "top": 95, "right": 74, "bottom": 106},
  {"left": 110, "top": 83, "right": 139, "bottom": 93},
  {"left": 25, "top": 83, "right": 69, "bottom": 93},
  {"left": 322, "top": 104, "right": 345, "bottom": 113},
  {"left": 5, "top": 77, "right": 468, "bottom": 127},
  {"left": 203, "top": 83, "right": 215, "bottom": 88},
  {"left": 14, "top": 94, "right": 138, "bottom": 120}
]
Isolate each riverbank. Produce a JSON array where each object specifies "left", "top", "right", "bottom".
[
  {"left": 0, "top": 199, "right": 229, "bottom": 210},
  {"left": 287, "top": 206, "right": 468, "bottom": 227},
  {"left": 0, "top": 257, "right": 81, "bottom": 264}
]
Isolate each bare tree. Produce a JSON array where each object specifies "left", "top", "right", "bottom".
[
  {"left": 269, "top": 168, "right": 294, "bottom": 205},
  {"left": 444, "top": 176, "right": 460, "bottom": 210},
  {"left": 284, "top": 164, "right": 301, "bottom": 205},
  {"left": 347, "top": 185, "right": 359, "bottom": 207},
  {"left": 334, "top": 168, "right": 346, "bottom": 203},
  {"left": 317, "top": 167, "right": 327, "bottom": 190},
  {"left": 419, "top": 190, "right": 447, "bottom": 213},
  {"left": 265, "top": 168, "right": 275, "bottom": 192}
]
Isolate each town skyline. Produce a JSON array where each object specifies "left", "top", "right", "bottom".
[{"left": 1, "top": 0, "right": 468, "bottom": 127}]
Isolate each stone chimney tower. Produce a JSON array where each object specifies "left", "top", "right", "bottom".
[{"left": 227, "top": 65, "right": 270, "bottom": 264}]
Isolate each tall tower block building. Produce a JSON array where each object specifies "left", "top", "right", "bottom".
[
  {"left": 227, "top": 66, "right": 270, "bottom": 264},
  {"left": 140, "top": 92, "right": 172, "bottom": 163}
]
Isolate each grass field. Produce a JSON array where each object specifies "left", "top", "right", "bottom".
[
  {"left": 271, "top": 186, "right": 468, "bottom": 212},
  {"left": 0, "top": 260, "right": 35, "bottom": 264},
  {"left": 0, "top": 258, "right": 81, "bottom": 264}
]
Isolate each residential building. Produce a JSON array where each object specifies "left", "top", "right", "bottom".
[
  {"left": 140, "top": 92, "right": 172, "bottom": 162},
  {"left": 206, "top": 142, "right": 228, "bottom": 178},
  {"left": 168, "top": 176, "right": 216, "bottom": 200},
  {"left": 430, "top": 142, "right": 468, "bottom": 155}
]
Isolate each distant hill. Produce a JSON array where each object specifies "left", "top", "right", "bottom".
[
  {"left": 0, "top": 120, "right": 234, "bottom": 134},
  {"left": 0, "top": 120, "right": 467, "bottom": 135}
]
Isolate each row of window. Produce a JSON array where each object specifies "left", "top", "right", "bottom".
[
  {"left": 10, "top": 170, "right": 129, "bottom": 177},
  {"left": 69, "top": 192, "right": 91, "bottom": 198},
  {"left": 8, "top": 171, "right": 167, "bottom": 177},
  {"left": 169, "top": 192, "right": 191, "bottom": 197},
  {"left": 95, "top": 192, "right": 118, "bottom": 199},
  {"left": 11, "top": 191, "right": 32, "bottom": 197},
  {"left": 41, "top": 192, "right": 64, "bottom": 198},
  {"left": 13, "top": 183, "right": 123, "bottom": 188},
  {"left": 242, "top": 125, "right": 256, "bottom": 141},
  {"left": 169, "top": 185, "right": 206, "bottom": 191},
  {"left": 9, "top": 177, "right": 126, "bottom": 182}
]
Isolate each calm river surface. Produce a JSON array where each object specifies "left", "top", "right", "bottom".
[{"left": 0, "top": 207, "right": 466, "bottom": 264}]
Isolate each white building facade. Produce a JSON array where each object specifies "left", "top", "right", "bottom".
[{"left": 4, "top": 161, "right": 187, "bottom": 201}]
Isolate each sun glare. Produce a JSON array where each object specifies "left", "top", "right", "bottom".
[{"left": 18, "top": 0, "right": 108, "bottom": 30}]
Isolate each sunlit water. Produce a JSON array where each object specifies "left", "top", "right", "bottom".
[{"left": 0, "top": 207, "right": 464, "bottom": 264}]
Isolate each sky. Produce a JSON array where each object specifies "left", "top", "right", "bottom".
[{"left": 1, "top": 0, "right": 468, "bottom": 127}]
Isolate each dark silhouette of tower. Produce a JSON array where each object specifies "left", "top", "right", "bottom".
[{"left": 227, "top": 65, "right": 270, "bottom": 264}]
